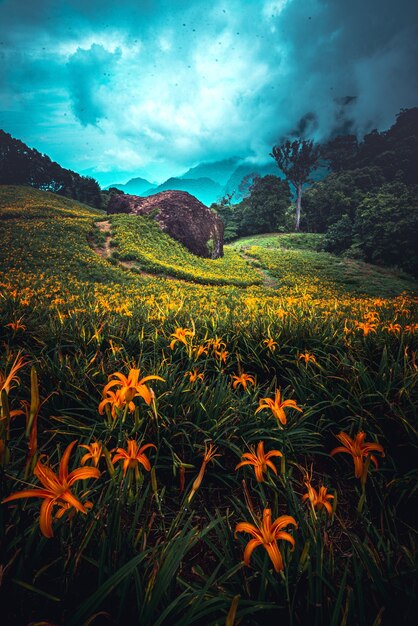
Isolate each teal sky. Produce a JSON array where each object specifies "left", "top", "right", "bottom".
[{"left": 1, "top": 0, "right": 417, "bottom": 186}]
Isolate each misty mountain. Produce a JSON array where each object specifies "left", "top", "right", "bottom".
[
  {"left": 180, "top": 157, "right": 243, "bottom": 187},
  {"left": 106, "top": 177, "right": 156, "bottom": 195}
]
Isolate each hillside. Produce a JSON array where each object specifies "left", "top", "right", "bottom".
[{"left": 1, "top": 185, "right": 417, "bottom": 626}]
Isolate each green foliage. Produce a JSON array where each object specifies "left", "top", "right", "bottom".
[
  {"left": 302, "top": 167, "right": 385, "bottom": 232},
  {"left": 354, "top": 183, "right": 418, "bottom": 276},
  {"left": 323, "top": 214, "right": 354, "bottom": 254},
  {"left": 217, "top": 176, "right": 291, "bottom": 240}
]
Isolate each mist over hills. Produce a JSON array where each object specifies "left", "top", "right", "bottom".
[{"left": 107, "top": 157, "right": 283, "bottom": 205}]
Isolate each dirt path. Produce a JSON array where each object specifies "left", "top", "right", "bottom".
[
  {"left": 89, "top": 220, "right": 186, "bottom": 281},
  {"left": 239, "top": 248, "right": 279, "bottom": 289}
]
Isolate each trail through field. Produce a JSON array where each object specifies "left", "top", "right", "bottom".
[
  {"left": 238, "top": 247, "right": 279, "bottom": 289},
  {"left": 94, "top": 220, "right": 112, "bottom": 258},
  {"left": 90, "top": 220, "right": 185, "bottom": 281}
]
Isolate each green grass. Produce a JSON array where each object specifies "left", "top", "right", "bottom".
[{"left": 110, "top": 214, "right": 263, "bottom": 286}]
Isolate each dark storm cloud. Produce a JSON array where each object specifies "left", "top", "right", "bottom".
[{"left": 0, "top": 0, "right": 417, "bottom": 183}]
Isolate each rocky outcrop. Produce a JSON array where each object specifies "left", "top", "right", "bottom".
[{"left": 107, "top": 190, "right": 224, "bottom": 258}]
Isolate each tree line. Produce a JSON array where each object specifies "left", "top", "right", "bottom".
[
  {"left": 0, "top": 130, "right": 102, "bottom": 208},
  {"left": 215, "top": 107, "right": 418, "bottom": 276}
]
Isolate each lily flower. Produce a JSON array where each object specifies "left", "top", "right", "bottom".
[
  {"left": 98, "top": 388, "right": 135, "bottom": 420},
  {"left": 5, "top": 317, "right": 26, "bottom": 331},
  {"left": 80, "top": 441, "right": 104, "bottom": 467},
  {"left": 169, "top": 327, "right": 194, "bottom": 350},
  {"left": 235, "top": 441, "right": 282, "bottom": 482},
  {"left": 2, "top": 440, "right": 100, "bottom": 538},
  {"left": 232, "top": 372, "right": 256, "bottom": 390},
  {"left": 302, "top": 480, "right": 334, "bottom": 518},
  {"left": 263, "top": 338, "right": 278, "bottom": 352},
  {"left": 188, "top": 442, "right": 220, "bottom": 502},
  {"left": 185, "top": 369, "right": 204, "bottom": 383},
  {"left": 255, "top": 389, "right": 302, "bottom": 426},
  {"left": 235, "top": 508, "right": 297, "bottom": 572},
  {"left": 112, "top": 439, "right": 156, "bottom": 477},
  {"left": 0, "top": 352, "right": 26, "bottom": 397},
  {"left": 103, "top": 367, "right": 164, "bottom": 405},
  {"left": 298, "top": 352, "right": 317, "bottom": 365},
  {"left": 330, "top": 431, "right": 385, "bottom": 481},
  {"left": 355, "top": 322, "right": 377, "bottom": 336}
]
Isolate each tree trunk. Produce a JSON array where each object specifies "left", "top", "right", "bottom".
[{"left": 295, "top": 183, "right": 302, "bottom": 231}]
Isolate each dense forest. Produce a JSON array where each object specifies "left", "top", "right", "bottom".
[
  {"left": 0, "top": 130, "right": 102, "bottom": 208},
  {"left": 216, "top": 107, "right": 418, "bottom": 276}
]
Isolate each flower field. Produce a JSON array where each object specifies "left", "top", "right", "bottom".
[{"left": 0, "top": 185, "right": 417, "bottom": 625}]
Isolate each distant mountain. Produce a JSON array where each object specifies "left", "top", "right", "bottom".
[
  {"left": 143, "top": 177, "right": 223, "bottom": 206},
  {"left": 180, "top": 157, "right": 243, "bottom": 186},
  {"left": 106, "top": 177, "right": 156, "bottom": 195}
]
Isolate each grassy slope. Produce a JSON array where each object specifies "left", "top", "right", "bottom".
[
  {"left": 1, "top": 185, "right": 417, "bottom": 625},
  {"left": 230, "top": 233, "right": 417, "bottom": 298}
]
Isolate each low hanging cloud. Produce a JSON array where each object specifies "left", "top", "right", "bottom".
[{"left": 0, "top": 0, "right": 417, "bottom": 183}]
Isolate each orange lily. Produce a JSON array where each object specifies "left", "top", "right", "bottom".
[
  {"left": 98, "top": 388, "right": 135, "bottom": 420},
  {"left": 5, "top": 317, "right": 27, "bottom": 331},
  {"left": 298, "top": 352, "right": 317, "bottom": 365},
  {"left": 232, "top": 372, "right": 256, "bottom": 390},
  {"left": 0, "top": 352, "right": 26, "bottom": 397},
  {"left": 385, "top": 323, "right": 401, "bottom": 334},
  {"left": 330, "top": 431, "right": 385, "bottom": 481},
  {"left": 255, "top": 389, "right": 302, "bottom": 426},
  {"left": 185, "top": 369, "right": 204, "bottom": 383},
  {"left": 80, "top": 441, "right": 104, "bottom": 467},
  {"left": 302, "top": 480, "right": 334, "bottom": 518},
  {"left": 2, "top": 440, "right": 99, "bottom": 537},
  {"left": 169, "top": 327, "right": 194, "bottom": 350},
  {"left": 263, "top": 338, "right": 278, "bottom": 352},
  {"left": 103, "top": 367, "right": 164, "bottom": 405},
  {"left": 112, "top": 439, "right": 156, "bottom": 477},
  {"left": 235, "top": 508, "right": 297, "bottom": 572},
  {"left": 188, "top": 442, "right": 220, "bottom": 502},
  {"left": 355, "top": 322, "right": 377, "bottom": 336},
  {"left": 235, "top": 441, "right": 282, "bottom": 482}
]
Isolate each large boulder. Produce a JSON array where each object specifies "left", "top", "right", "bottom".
[{"left": 107, "top": 190, "right": 224, "bottom": 258}]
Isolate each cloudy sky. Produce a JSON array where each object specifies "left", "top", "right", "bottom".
[{"left": 1, "top": 0, "right": 417, "bottom": 185}]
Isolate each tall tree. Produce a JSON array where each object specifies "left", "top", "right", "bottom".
[{"left": 270, "top": 139, "right": 320, "bottom": 231}]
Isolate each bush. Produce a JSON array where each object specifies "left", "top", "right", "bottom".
[{"left": 323, "top": 214, "right": 353, "bottom": 254}]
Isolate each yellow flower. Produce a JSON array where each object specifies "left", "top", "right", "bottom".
[
  {"left": 2, "top": 440, "right": 99, "bottom": 538},
  {"left": 330, "top": 431, "right": 384, "bottom": 481},
  {"left": 80, "top": 441, "right": 104, "bottom": 467},
  {"left": 255, "top": 389, "right": 302, "bottom": 426},
  {"left": 235, "top": 508, "right": 297, "bottom": 573},
  {"left": 169, "top": 327, "right": 194, "bottom": 350},
  {"left": 112, "top": 439, "right": 156, "bottom": 477},
  {"left": 103, "top": 367, "right": 164, "bottom": 405},
  {"left": 232, "top": 372, "right": 255, "bottom": 390},
  {"left": 235, "top": 441, "right": 282, "bottom": 482}
]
